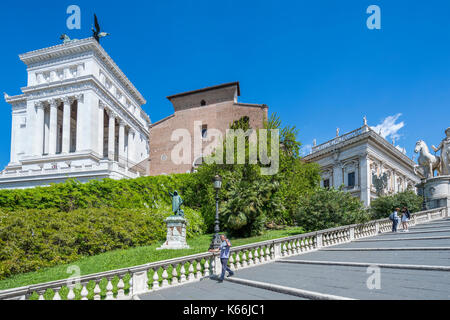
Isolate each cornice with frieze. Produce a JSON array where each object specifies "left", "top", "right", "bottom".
[{"left": 19, "top": 38, "right": 146, "bottom": 106}]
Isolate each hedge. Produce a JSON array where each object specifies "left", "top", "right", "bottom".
[
  {"left": 0, "top": 175, "right": 192, "bottom": 212},
  {"left": 0, "top": 205, "right": 205, "bottom": 280}
]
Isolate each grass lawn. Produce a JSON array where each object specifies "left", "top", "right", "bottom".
[{"left": 0, "top": 226, "right": 304, "bottom": 291}]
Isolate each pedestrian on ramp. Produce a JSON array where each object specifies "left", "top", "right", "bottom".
[
  {"left": 389, "top": 208, "right": 400, "bottom": 232},
  {"left": 212, "top": 234, "right": 234, "bottom": 283}
]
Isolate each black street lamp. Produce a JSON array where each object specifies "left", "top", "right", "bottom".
[{"left": 209, "top": 175, "right": 222, "bottom": 250}]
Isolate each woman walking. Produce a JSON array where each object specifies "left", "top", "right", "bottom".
[{"left": 401, "top": 207, "right": 410, "bottom": 232}]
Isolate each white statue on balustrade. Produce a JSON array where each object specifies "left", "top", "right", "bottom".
[
  {"left": 414, "top": 140, "right": 441, "bottom": 179},
  {"left": 431, "top": 128, "right": 450, "bottom": 176}
]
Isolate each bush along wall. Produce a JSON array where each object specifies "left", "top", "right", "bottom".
[
  {"left": 0, "top": 174, "right": 193, "bottom": 212},
  {"left": 0, "top": 206, "right": 205, "bottom": 280}
]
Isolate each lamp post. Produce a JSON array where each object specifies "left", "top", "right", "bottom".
[{"left": 209, "top": 175, "right": 222, "bottom": 250}]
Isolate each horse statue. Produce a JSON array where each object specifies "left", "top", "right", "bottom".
[{"left": 414, "top": 140, "right": 441, "bottom": 179}]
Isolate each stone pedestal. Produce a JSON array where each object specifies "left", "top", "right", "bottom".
[
  {"left": 417, "top": 175, "right": 450, "bottom": 209},
  {"left": 157, "top": 216, "right": 190, "bottom": 250}
]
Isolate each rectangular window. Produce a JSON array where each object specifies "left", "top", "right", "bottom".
[
  {"left": 202, "top": 124, "right": 208, "bottom": 139},
  {"left": 348, "top": 172, "right": 355, "bottom": 187},
  {"left": 323, "top": 179, "right": 330, "bottom": 189}
]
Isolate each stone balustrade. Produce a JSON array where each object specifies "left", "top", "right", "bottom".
[{"left": 0, "top": 206, "right": 447, "bottom": 300}]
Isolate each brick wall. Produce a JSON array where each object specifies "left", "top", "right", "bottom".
[{"left": 149, "top": 101, "right": 268, "bottom": 175}]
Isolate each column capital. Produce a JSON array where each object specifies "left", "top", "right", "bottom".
[
  {"left": 128, "top": 127, "right": 136, "bottom": 135},
  {"left": 106, "top": 108, "right": 117, "bottom": 118},
  {"left": 119, "top": 119, "right": 126, "bottom": 127},
  {"left": 35, "top": 101, "right": 45, "bottom": 109},
  {"left": 61, "top": 96, "right": 72, "bottom": 104},
  {"left": 99, "top": 100, "right": 106, "bottom": 109},
  {"left": 74, "top": 93, "right": 84, "bottom": 103},
  {"left": 359, "top": 152, "right": 370, "bottom": 161},
  {"left": 49, "top": 99, "right": 59, "bottom": 108}
]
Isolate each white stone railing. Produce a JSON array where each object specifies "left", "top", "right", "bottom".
[
  {"left": 0, "top": 206, "right": 447, "bottom": 300},
  {"left": 311, "top": 126, "right": 369, "bottom": 153}
]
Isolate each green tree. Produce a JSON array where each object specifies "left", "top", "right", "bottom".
[
  {"left": 370, "top": 190, "right": 423, "bottom": 219},
  {"left": 185, "top": 113, "right": 321, "bottom": 235},
  {"left": 295, "top": 187, "right": 369, "bottom": 232}
]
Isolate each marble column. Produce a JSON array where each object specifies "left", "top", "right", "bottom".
[
  {"left": 360, "top": 153, "right": 371, "bottom": 207},
  {"left": 118, "top": 120, "right": 125, "bottom": 163},
  {"left": 62, "top": 97, "right": 72, "bottom": 154},
  {"left": 75, "top": 94, "right": 84, "bottom": 152},
  {"left": 48, "top": 99, "right": 58, "bottom": 155},
  {"left": 128, "top": 128, "right": 135, "bottom": 164},
  {"left": 108, "top": 110, "right": 116, "bottom": 161},
  {"left": 333, "top": 161, "right": 343, "bottom": 188},
  {"left": 10, "top": 114, "right": 17, "bottom": 163},
  {"left": 34, "top": 101, "right": 45, "bottom": 156},
  {"left": 98, "top": 101, "right": 105, "bottom": 158}
]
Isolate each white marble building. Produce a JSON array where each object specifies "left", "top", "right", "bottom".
[
  {"left": 304, "top": 121, "right": 422, "bottom": 207},
  {"left": 1, "top": 38, "right": 151, "bottom": 189}
]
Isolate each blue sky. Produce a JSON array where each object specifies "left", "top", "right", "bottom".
[{"left": 0, "top": 0, "right": 449, "bottom": 168}]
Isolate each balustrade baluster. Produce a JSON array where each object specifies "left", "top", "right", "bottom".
[
  {"left": 161, "top": 266, "right": 169, "bottom": 288},
  {"left": 302, "top": 238, "right": 307, "bottom": 251},
  {"left": 105, "top": 278, "right": 114, "bottom": 300},
  {"left": 188, "top": 261, "right": 195, "bottom": 281},
  {"left": 270, "top": 245, "right": 275, "bottom": 260},
  {"left": 281, "top": 242, "right": 287, "bottom": 256},
  {"left": 180, "top": 263, "right": 187, "bottom": 283},
  {"left": 80, "top": 283, "right": 89, "bottom": 300},
  {"left": 195, "top": 260, "right": 202, "bottom": 279},
  {"left": 229, "top": 254, "right": 235, "bottom": 271},
  {"left": 203, "top": 259, "right": 210, "bottom": 277},
  {"left": 253, "top": 248, "right": 259, "bottom": 264},
  {"left": 53, "top": 288, "right": 62, "bottom": 300},
  {"left": 117, "top": 277, "right": 125, "bottom": 298},
  {"left": 294, "top": 239, "right": 300, "bottom": 253},
  {"left": 241, "top": 251, "right": 248, "bottom": 268},
  {"left": 38, "top": 290, "right": 45, "bottom": 300},
  {"left": 152, "top": 268, "right": 160, "bottom": 290},
  {"left": 67, "top": 285, "right": 76, "bottom": 300},
  {"left": 286, "top": 241, "right": 292, "bottom": 255},
  {"left": 265, "top": 246, "right": 270, "bottom": 261},
  {"left": 235, "top": 251, "right": 241, "bottom": 269},
  {"left": 93, "top": 282, "right": 101, "bottom": 300},
  {"left": 247, "top": 250, "right": 254, "bottom": 266},
  {"left": 259, "top": 247, "right": 265, "bottom": 263},
  {"left": 171, "top": 264, "right": 179, "bottom": 285}
]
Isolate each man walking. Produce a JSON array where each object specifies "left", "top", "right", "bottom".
[
  {"left": 214, "top": 234, "right": 234, "bottom": 283},
  {"left": 390, "top": 208, "right": 400, "bottom": 232}
]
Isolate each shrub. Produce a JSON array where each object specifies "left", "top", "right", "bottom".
[
  {"left": 370, "top": 190, "right": 423, "bottom": 220},
  {"left": 0, "top": 175, "right": 193, "bottom": 212},
  {"left": 0, "top": 206, "right": 204, "bottom": 279},
  {"left": 220, "top": 176, "right": 284, "bottom": 237},
  {"left": 294, "top": 187, "right": 369, "bottom": 232}
]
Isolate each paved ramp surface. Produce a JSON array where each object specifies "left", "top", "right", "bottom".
[{"left": 138, "top": 219, "right": 450, "bottom": 300}]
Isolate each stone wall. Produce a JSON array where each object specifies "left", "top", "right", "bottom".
[{"left": 149, "top": 101, "right": 268, "bottom": 175}]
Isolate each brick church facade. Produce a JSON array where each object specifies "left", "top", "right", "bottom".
[{"left": 149, "top": 82, "right": 268, "bottom": 175}]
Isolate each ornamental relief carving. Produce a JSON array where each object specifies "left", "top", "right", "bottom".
[{"left": 27, "top": 51, "right": 92, "bottom": 69}]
